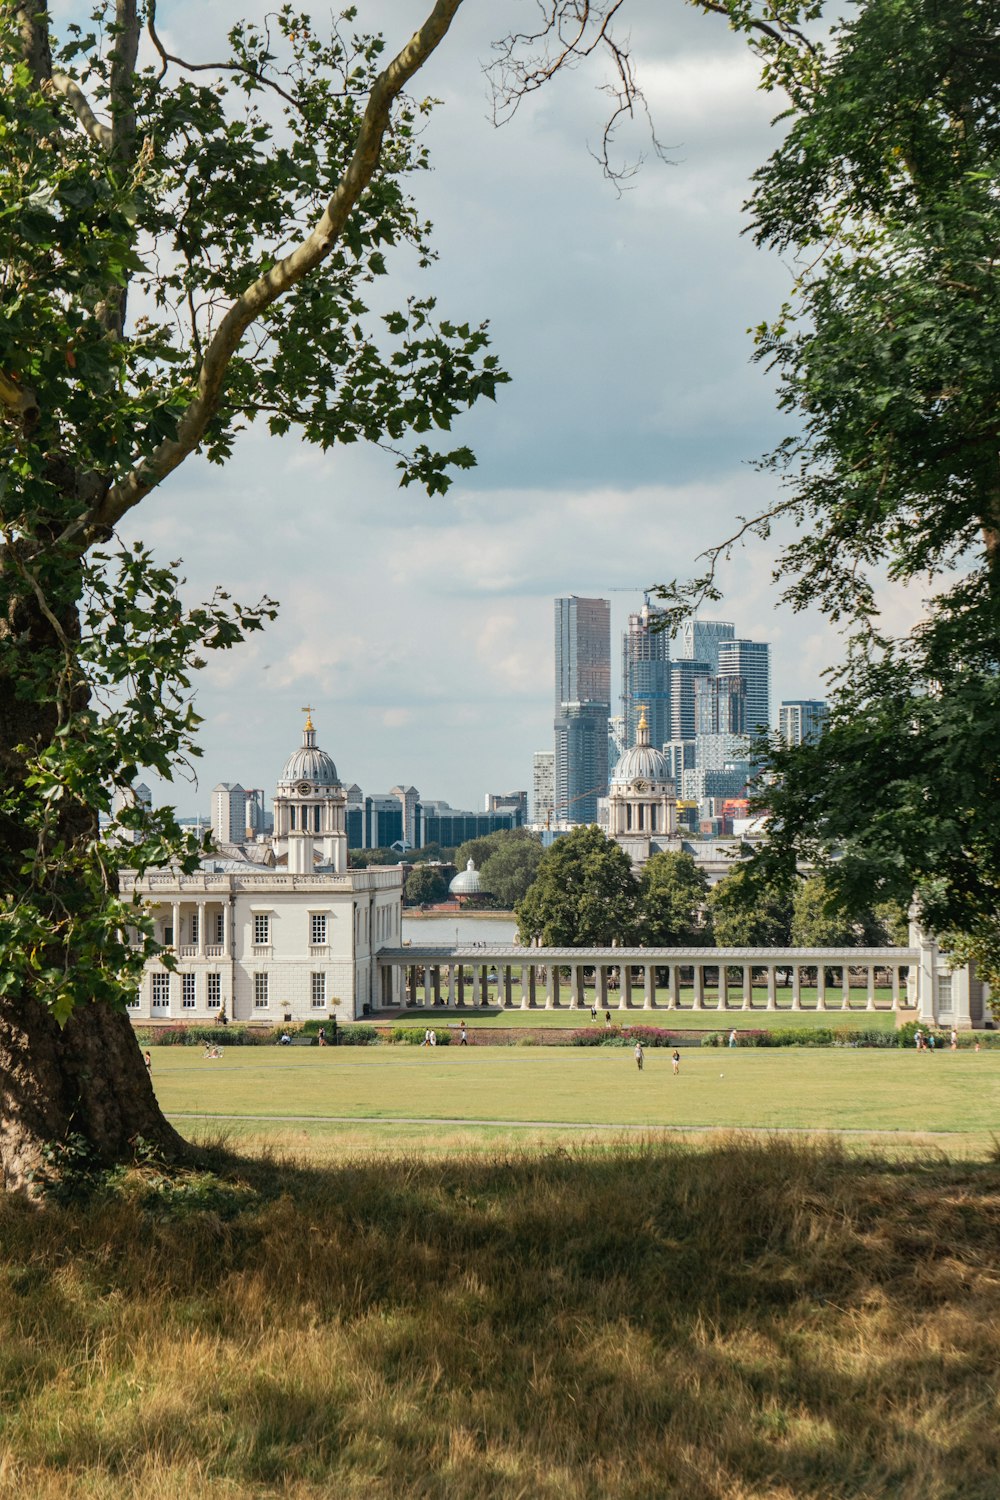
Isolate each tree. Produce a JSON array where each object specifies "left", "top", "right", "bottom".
[
  {"left": 0, "top": 0, "right": 508, "bottom": 1190},
  {"left": 404, "top": 864, "right": 449, "bottom": 907},
  {"left": 708, "top": 865, "right": 794, "bottom": 948},
  {"left": 454, "top": 828, "right": 534, "bottom": 875},
  {"left": 657, "top": 0, "right": 1000, "bottom": 981},
  {"left": 479, "top": 836, "right": 543, "bottom": 910},
  {"left": 515, "top": 827, "right": 640, "bottom": 947},
  {"left": 638, "top": 851, "right": 709, "bottom": 946}
]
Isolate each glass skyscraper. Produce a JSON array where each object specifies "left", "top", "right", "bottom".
[
  {"left": 554, "top": 596, "right": 610, "bottom": 824},
  {"left": 621, "top": 601, "right": 671, "bottom": 753}
]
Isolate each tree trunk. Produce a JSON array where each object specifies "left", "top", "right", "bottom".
[{"left": 0, "top": 991, "right": 188, "bottom": 1193}]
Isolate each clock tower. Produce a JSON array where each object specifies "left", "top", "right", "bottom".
[{"left": 272, "top": 709, "right": 348, "bottom": 874}]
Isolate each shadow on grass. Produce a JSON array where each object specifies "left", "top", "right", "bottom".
[{"left": 1, "top": 1136, "right": 999, "bottom": 1498}]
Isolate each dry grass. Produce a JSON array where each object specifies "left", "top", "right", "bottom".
[{"left": 0, "top": 1137, "right": 999, "bottom": 1498}]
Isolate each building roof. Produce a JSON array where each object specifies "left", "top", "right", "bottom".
[
  {"left": 278, "top": 712, "right": 340, "bottom": 788},
  {"left": 611, "top": 707, "right": 671, "bottom": 787},
  {"left": 449, "top": 859, "right": 487, "bottom": 895}
]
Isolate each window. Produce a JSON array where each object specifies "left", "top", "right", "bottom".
[
  {"left": 290, "top": 806, "right": 296, "bottom": 830},
  {"left": 215, "top": 911, "right": 224, "bottom": 944},
  {"left": 311, "top": 972, "right": 326, "bottom": 1008},
  {"left": 253, "top": 913, "right": 270, "bottom": 946},
  {"left": 253, "top": 972, "right": 269, "bottom": 1008},
  {"left": 152, "top": 973, "right": 170, "bottom": 1008},
  {"left": 314, "top": 806, "right": 321, "bottom": 833},
  {"left": 163, "top": 924, "right": 174, "bottom": 946},
  {"left": 190, "top": 913, "right": 199, "bottom": 945},
  {"left": 937, "top": 973, "right": 953, "bottom": 1009},
  {"left": 127, "top": 990, "right": 141, "bottom": 1010},
  {"left": 182, "top": 973, "right": 196, "bottom": 1008},
  {"left": 207, "top": 973, "right": 221, "bottom": 1007},
  {"left": 310, "top": 913, "right": 327, "bottom": 946}
]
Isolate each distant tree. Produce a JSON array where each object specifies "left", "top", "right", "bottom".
[
  {"left": 479, "top": 837, "right": 543, "bottom": 910},
  {"left": 871, "top": 899, "right": 910, "bottom": 948},
  {"left": 349, "top": 849, "right": 399, "bottom": 869},
  {"left": 639, "top": 852, "right": 709, "bottom": 946},
  {"left": 515, "top": 827, "right": 640, "bottom": 947},
  {"left": 404, "top": 865, "right": 449, "bottom": 907},
  {"left": 455, "top": 827, "right": 534, "bottom": 875},
  {"left": 791, "top": 876, "right": 870, "bottom": 947},
  {"left": 709, "top": 866, "right": 794, "bottom": 948}
]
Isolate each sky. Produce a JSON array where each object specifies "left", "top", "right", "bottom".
[{"left": 69, "top": 0, "right": 921, "bottom": 815}]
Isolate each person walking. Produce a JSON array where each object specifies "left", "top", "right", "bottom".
[
  {"left": 671, "top": 1049, "right": 680, "bottom": 1076},
  {"left": 634, "top": 1040, "right": 644, "bottom": 1072},
  {"left": 728, "top": 1028, "right": 737, "bottom": 1049},
  {"left": 143, "top": 1050, "right": 152, "bottom": 1073},
  {"left": 950, "top": 1027, "right": 958, "bottom": 1051},
  {"left": 459, "top": 1022, "right": 468, "bottom": 1046}
]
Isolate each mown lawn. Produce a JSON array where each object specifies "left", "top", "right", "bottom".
[{"left": 149, "top": 1045, "right": 1000, "bottom": 1140}]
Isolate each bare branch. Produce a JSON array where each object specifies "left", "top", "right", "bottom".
[
  {"left": 85, "top": 0, "right": 467, "bottom": 541},
  {"left": 146, "top": 0, "right": 304, "bottom": 116}
]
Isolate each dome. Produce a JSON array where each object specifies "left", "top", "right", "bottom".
[
  {"left": 611, "top": 705, "right": 671, "bottom": 786},
  {"left": 450, "top": 859, "right": 486, "bottom": 896},
  {"left": 613, "top": 742, "right": 671, "bottom": 785},
  {"left": 278, "top": 712, "right": 340, "bottom": 787}
]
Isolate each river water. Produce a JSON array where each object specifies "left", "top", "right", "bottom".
[{"left": 402, "top": 913, "right": 517, "bottom": 946}]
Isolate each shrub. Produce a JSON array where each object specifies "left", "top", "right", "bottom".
[
  {"left": 336, "top": 1025, "right": 380, "bottom": 1046},
  {"left": 389, "top": 1026, "right": 450, "bottom": 1046}
]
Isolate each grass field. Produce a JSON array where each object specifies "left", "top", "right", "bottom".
[
  {"left": 384, "top": 1000, "right": 903, "bottom": 1029},
  {"left": 149, "top": 1045, "right": 1000, "bottom": 1145}
]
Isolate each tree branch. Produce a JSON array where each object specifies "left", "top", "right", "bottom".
[{"left": 84, "top": 0, "right": 467, "bottom": 543}]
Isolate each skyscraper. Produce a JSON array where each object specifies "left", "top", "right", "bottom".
[
  {"left": 554, "top": 596, "right": 611, "bottom": 824},
  {"left": 779, "top": 699, "right": 828, "bottom": 745},
  {"left": 717, "top": 640, "right": 771, "bottom": 737},
  {"left": 676, "top": 618, "right": 735, "bottom": 673},
  {"left": 670, "top": 658, "right": 711, "bottom": 741},
  {"left": 621, "top": 600, "right": 671, "bottom": 751},
  {"left": 532, "top": 750, "right": 555, "bottom": 825}
]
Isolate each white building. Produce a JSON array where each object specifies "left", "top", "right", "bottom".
[
  {"left": 532, "top": 750, "right": 555, "bottom": 825},
  {"left": 606, "top": 706, "right": 680, "bottom": 868},
  {"left": 212, "top": 782, "right": 247, "bottom": 844},
  {"left": 126, "top": 714, "right": 405, "bottom": 1023}
]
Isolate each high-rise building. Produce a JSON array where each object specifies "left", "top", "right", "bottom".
[
  {"left": 532, "top": 751, "right": 555, "bottom": 825},
  {"left": 621, "top": 600, "right": 671, "bottom": 751},
  {"left": 717, "top": 640, "right": 771, "bottom": 737},
  {"left": 670, "top": 659, "right": 711, "bottom": 741},
  {"left": 485, "top": 790, "right": 528, "bottom": 818},
  {"left": 676, "top": 618, "right": 735, "bottom": 673},
  {"left": 212, "top": 782, "right": 247, "bottom": 845},
  {"left": 779, "top": 699, "right": 829, "bottom": 745},
  {"left": 554, "top": 596, "right": 610, "bottom": 824}
]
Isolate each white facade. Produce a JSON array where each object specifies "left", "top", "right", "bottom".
[
  {"left": 127, "top": 866, "right": 404, "bottom": 1022},
  {"left": 212, "top": 782, "right": 247, "bottom": 844},
  {"left": 606, "top": 707, "right": 679, "bottom": 868},
  {"left": 532, "top": 750, "right": 555, "bottom": 825}
]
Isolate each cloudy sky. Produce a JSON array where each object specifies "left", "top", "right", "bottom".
[{"left": 85, "top": 0, "right": 894, "bottom": 814}]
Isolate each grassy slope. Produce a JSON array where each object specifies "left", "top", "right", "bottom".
[
  {"left": 149, "top": 1047, "right": 1000, "bottom": 1136},
  {"left": 2, "top": 1139, "right": 999, "bottom": 1499}
]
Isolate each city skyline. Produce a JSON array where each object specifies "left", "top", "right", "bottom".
[{"left": 123, "top": 1, "right": 922, "bottom": 819}]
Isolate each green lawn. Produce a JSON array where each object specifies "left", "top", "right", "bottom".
[
  {"left": 380, "top": 997, "right": 903, "bottom": 1029},
  {"left": 150, "top": 1045, "right": 1000, "bottom": 1140}
]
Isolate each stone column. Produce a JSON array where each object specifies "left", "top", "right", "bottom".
[
  {"left": 171, "top": 900, "right": 181, "bottom": 950},
  {"left": 742, "top": 966, "right": 753, "bottom": 1010},
  {"left": 766, "top": 965, "right": 777, "bottom": 1011},
  {"left": 891, "top": 965, "right": 901, "bottom": 1011},
  {"left": 526, "top": 964, "right": 538, "bottom": 1008},
  {"left": 841, "top": 965, "right": 851, "bottom": 1010},
  {"left": 546, "top": 966, "right": 558, "bottom": 1009},
  {"left": 447, "top": 965, "right": 456, "bottom": 1007},
  {"left": 866, "top": 964, "right": 877, "bottom": 1011},
  {"left": 570, "top": 966, "right": 584, "bottom": 1009},
  {"left": 597, "top": 965, "right": 608, "bottom": 1011},
  {"left": 423, "top": 965, "right": 433, "bottom": 1008},
  {"left": 668, "top": 966, "right": 680, "bottom": 1010},
  {"left": 197, "top": 900, "right": 206, "bottom": 958},
  {"left": 718, "top": 965, "right": 728, "bottom": 1012},
  {"left": 791, "top": 965, "right": 802, "bottom": 1011},
  {"left": 816, "top": 965, "right": 827, "bottom": 1011},
  {"left": 619, "top": 966, "right": 632, "bottom": 1010},
  {"left": 692, "top": 965, "right": 705, "bottom": 1011},
  {"left": 472, "top": 964, "right": 481, "bottom": 1007},
  {"left": 643, "top": 964, "right": 655, "bottom": 1010}
]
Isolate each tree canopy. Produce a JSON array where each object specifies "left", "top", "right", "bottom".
[
  {"left": 515, "top": 827, "right": 641, "bottom": 947},
  {"left": 638, "top": 851, "right": 709, "bottom": 947}
]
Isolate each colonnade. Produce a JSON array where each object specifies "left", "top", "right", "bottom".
[{"left": 384, "top": 953, "right": 914, "bottom": 1013}]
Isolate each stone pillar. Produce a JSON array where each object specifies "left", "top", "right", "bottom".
[
  {"left": 197, "top": 900, "right": 206, "bottom": 958},
  {"left": 546, "top": 966, "right": 558, "bottom": 1009},
  {"left": 841, "top": 965, "right": 851, "bottom": 1010},
  {"left": 423, "top": 965, "right": 433, "bottom": 1009},
  {"left": 497, "top": 966, "right": 509, "bottom": 1008},
  {"left": 891, "top": 965, "right": 901, "bottom": 1011},
  {"left": 472, "top": 964, "right": 481, "bottom": 1007},
  {"left": 742, "top": 966, "right": 752, "bottom": 1011},
  {"left": 718, "top": 966, "right": 728, "bottom": 1012},
  {"left": 571, "top": 966, "right": 585, "bottom": 1009},
  {"left": 766, "top": 966, "right": 777, "bottom": 1011},
  {"left": 668, "top": 966, "right": 680, "bottom": 1010},
  {"left": 620, "top": 966, "right": 632, "bottom": 1010},
  {"left": 222, "top": 900, "right": 230, "bottom": 958},
  {"left": 816, "top": 965, "right": 827, "bottom": 1011},
  {"left": 171, "top": 901, "right": 181, "bottom": 950},
  {"left": 447, "top": 964, "right": 456, "bottom": 1007},
  {"left": 433, "top": 966, "right": 443, "bottom": 1006},
  {"left": 791, "top": 965, "right": 802, "bottom": 1011},
  {"left": 597, "top": 965, "right": 608, "bottom": 1010},
  {"left": 643, "top": 964, "right": 655, "bottom": 1010},
  {"left": 526, "top": 964, "right": 538, "bottom": 1008},
  {"left": 866, "top": 964, "right": 876, "bottom": 1011},
  {"left": 692, "top": 965, "right": 704, "bottom": 1011}
]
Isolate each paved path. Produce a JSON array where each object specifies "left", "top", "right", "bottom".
[{"left": 168, "top": 1112, "right": 963, "bottom": 1137}]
